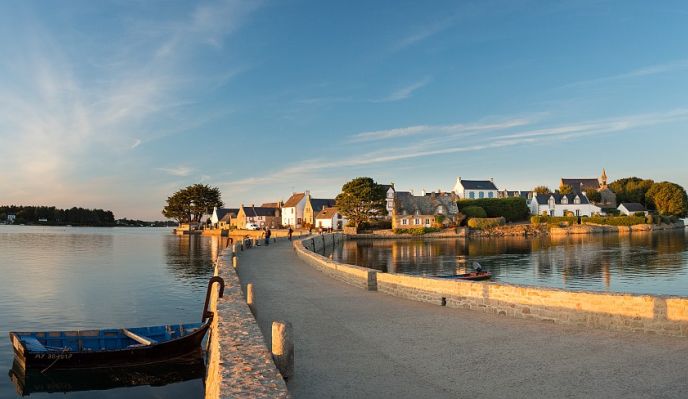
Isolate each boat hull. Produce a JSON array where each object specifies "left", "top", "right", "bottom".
[
  {"left": 436, "top": 272, "right": 493, "bottom": 281},
  {"left": 10, "top": 322, "right": 210, "bottom": 370}
]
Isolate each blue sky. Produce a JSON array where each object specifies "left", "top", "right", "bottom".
[{"left": 1, "top": 0, "right": 687, "bottom": 219}]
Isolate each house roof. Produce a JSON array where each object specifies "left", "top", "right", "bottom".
[
  {"left": 219, "top": 209, "right": 239, "bottom": 223},
  {"left": 502, "top": 190, "right": 531, "bottom": 198},
  {"left": 380, "top": 184, "right": 394, "bottom": 192},
  {"left": 394, "top": 192, "right": 459, "bottom": 215},
  {"left": 261, "top": 202, "right": 280, "bottom": 208},
  {"left": 458, "top": 179, "right": 498, "bottom": 190},
  {"left": 620, "top": 202, "right": 647, "bottom": 212},
  {"left": 284, "top": 193, "right": 306, "bottom": 207},
  {"left": 309, "top": 198, "right": 336, "bottom": 212},
  {"left": 214, "top": 208, "right": 234, "bottom": 220},
  {"left": 316, "top": 207, "right": 340, "bottom": 219},
  {"left": 243, "top": 206, "right": 279, "bottom": 217},
  {"left": 561, "top": 178, "right": 600, "bottom": 193},
  {"left": 534, "top": 193, "right": 590, "bottom": 205}
]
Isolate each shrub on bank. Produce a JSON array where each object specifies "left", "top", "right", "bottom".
[
  {"left": 467, "top": 217, "right": 505, "bottom": 230},
  {"left": 461, "top": 206, "right": 487, "bottom": 218},
  {"left": 583, "top": 216, "right": 646, "bottom": 226},
  {"left": 358, "top": 220, "right": 392, "bottom": 230},
  {"left": 393, "top": 227, "right": 441, "bottom": 235},
  {"left": 530, "top": 215, "right": 578, "bottom": 226},
  {"left": 457, "top": 197, "right": 530, "bottom": 222}
]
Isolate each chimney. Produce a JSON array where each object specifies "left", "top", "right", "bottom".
[
  {"left": 421, "top": 188, "right": 427, "bottom": 196},
  {"left": 490, "top": 177, "right": 494, "bottom": 182},
  {"left": 305, "top": 190, "right": 310, "bottom": 197}
]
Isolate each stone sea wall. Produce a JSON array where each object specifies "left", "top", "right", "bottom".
[
  {"left": 205, "top": 248, "right": 289, "bottom": 399},
  {"left": 297, "top": 233, "right": 688, "bottom": 338}
]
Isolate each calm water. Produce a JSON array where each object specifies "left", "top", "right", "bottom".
[
  {"left": 322, "top": 230, "right": 688, "bottom": 296},
  {"left": 0, "top": 226, "right": 227, "bottom": 398}
]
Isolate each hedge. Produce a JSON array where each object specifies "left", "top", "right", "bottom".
[
  {"left": 457, "top": 197, "right": 530, "bottom": 222},
  {"left": 583, "top": 216, "right": 646, "bottom": 226},
  {"left": 393, "top": 227, "right": 441, "bottom": 235},
  {"left": 461, "top": 206, "right": 487, "bottom": 218},
  {"left": 467, "top": 217, "right": 505, "bottom": 230}
]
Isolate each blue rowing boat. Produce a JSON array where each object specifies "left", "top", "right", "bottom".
[{"left": 9, "top": 277, "right": 224, "bottom": 371}]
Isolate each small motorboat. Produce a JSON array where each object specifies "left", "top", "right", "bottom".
[
  {"left": 435, "top": 271, "right": 493, "bottom": 281},
  {"left": 435, "top": 261, "right": 493, "bottom": 281},
  {"left": 9, "top": 276, "right": 224, "bottom": 371}
]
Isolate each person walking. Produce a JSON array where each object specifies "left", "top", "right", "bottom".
[
  {"left": 265, "top": 228, "right": 271, "bottom": 246},
  {"left": 288, "top": 227, "right": 293, "bottom": 241}
]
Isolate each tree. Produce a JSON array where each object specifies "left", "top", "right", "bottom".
[
  {"left": 558, "top": 184, "right": 573, "bottom": 195},
  {"left": 609, "top": 177, "right": 654, "bottom": 205},
  {"left": 335, "top": 177, "right": 386, "bottom": 227},
  {"left": 585, "top": 188, "right": 602, "bottom": 203},
  {"left": 533, "top": 186, "right": 551, "bottom": 194},
  {"left": 162, "top": 184, "right": 223, "bottom": 223},
  {"left": 645, "top": 182, "right": 688, "bottom": 216}
]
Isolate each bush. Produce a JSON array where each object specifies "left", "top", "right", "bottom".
[
  {"left": 530, "top": 215, "right": 578, "bottom": 226},
  {"left": 602, "top": 208, "right": 620, "bottom": 216},
  {"left": 583, "top": 216, "right": 646, "bottom": 226},
  {"left": 461, "top": 206, "right": 487, "bottom": 218},
  {"left": 467, "top": 217, "right": 505, "bottom": 230},
  {"left": 633, "top": 211, "right": 646, "bottom": 217},
  {"left": 457, "top": 197, "right": 530, "bottom": 222},
  {"left": 393, "top": 227, "right": 441, "bottom": 235},
  {"left": 359, "top": 220, "right": 392, "bottom": 230}
]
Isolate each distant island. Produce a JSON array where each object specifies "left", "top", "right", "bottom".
[{"left": 1, "top": 205, "right": 176, "bottom": 227}]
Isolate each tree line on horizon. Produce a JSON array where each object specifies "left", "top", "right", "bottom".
[{"left": 0, "top": 205, "right": 116, "bottom": 226}]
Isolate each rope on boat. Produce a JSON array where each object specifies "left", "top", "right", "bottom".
[{"left": 40, "top": 347, "right": 70, "bottom": 374}]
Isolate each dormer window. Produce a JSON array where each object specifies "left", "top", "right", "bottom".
[
  {"left": 548, "top": 196, "right": 555, "bottom": 208},
  {"left": 561, "top": 196, "right": 568, "bottom": 205},
  {"left": 574, "top": 195, "right": 581, "bottom": 205},
  {"left": 437, "top": 206, "right": 444, "bottom": 214}
]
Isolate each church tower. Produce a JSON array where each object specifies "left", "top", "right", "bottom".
[{"left": 599, "top": 168, "right": 608, "bottom": 187}]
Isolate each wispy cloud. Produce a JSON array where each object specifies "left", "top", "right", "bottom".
[
  {"left": 221, "top": 108, "right": 688, "bottom": 191},
  {"left": 373, "top": 77, "right": 431, "bottom": 103},
  {"left": 157, "top": 165, "right": 194, "bottom": 177},
  {"left": 350, "top": 118, "right": 531, "bottom": 143},
  {"left": 390, "top": 18, "right": 455, "bottom": 53},
  {"left": 131, "top": 139, "right": 142, "bottom": 149},
  {"left": 565, "top": 59, "right": 688, "bottom": 88}
]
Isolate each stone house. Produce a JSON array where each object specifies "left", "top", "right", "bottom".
[
  {"left": 529, "top": 193, "right": 601, "bottom": 217},
  {"left": 281, "top": 192, "right": 308, "bottom": 227},
  {"left": 392, "top": 191, "right": 459, "bottom": 229},
  {"left": 236, "top": 205, "right": 281, "bottom": 229},
  {"left": 210, "top": 207, "right": 239, "bottom": 229},
  {"left": 303, "top": 195, "right": 336, "bottom": 227},
  {"left": 315, "top": 207, "right": 347, "bottom": 230},
  {"left": 453, "top": 177, "right": 499, "bottom": 199},
  {"left": 561, "top": 169, "right": 616, "bottom": 208}
]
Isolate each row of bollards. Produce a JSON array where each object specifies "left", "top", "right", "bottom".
[{"left": 229, "top": 242, "right": 294, "bottom": 380}]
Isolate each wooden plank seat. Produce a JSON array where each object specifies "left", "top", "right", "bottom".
[{"left": 122, "top": 329, "right": 158, "bottom": 346}]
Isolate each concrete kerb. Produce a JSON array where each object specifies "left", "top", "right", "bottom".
[
  {"left": 204, "top": 246, "right": 289, "bottom": 399},
  {"left": 294, "top": 233, "right": 688, "bottom": 338}
]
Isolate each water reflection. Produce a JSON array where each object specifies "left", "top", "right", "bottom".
[
  {"left": 322, "top": 230, "right": 688, "bottom": 296},
  {"left": 9, "top": 352, "right": 205, "bottom": 396}
]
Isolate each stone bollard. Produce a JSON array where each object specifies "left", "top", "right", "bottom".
[
  {"left": 232, "top": 256, "right": 238, "bottom": 268},
  {"left": 272, "top": 321, "right": 294, "bottom": 380},
  {"left": 246, "top": 283, "right": 255, "bottom": 314}
]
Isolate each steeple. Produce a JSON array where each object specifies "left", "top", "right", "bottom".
[{"left": 600, "top": 168, "right": 608, "bottom": 186}]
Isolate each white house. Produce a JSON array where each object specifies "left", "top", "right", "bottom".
[
  {"left": 315, "top": 207, "right": 347, "bottom": 230},
  {"left": 282, "top": 191, "right": 308, "bottom": 227},
  {"left": 210, "top": 207, "right": 238, "bottom": 227},
  {"left": 453, "top": 177, "right": 499, "bottom": 199},
  {"left": 618, "top": 203, "right": 648, "bottom": 216},
  {"left": 7, "top": 214, "right": 16, "bottom": 224},
  {"left": 530, "top": 193, "right": 601, "bottom": 217},
  {"left": 380, "top": 184, "right": 395, "bottom": 217}
]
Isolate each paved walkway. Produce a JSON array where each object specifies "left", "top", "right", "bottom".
[{"left": 235, "top": 239, "right": 688, "bottom": 399}]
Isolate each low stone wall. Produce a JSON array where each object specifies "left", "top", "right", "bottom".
[
  {"left": 297, "top": 234, "right": 688, "bottom": 338},
  {"left": 205, "top": 248, "right": 289, "bottom": 399},
  {"left": 295, "top": 234, "right": 377, "bottom": 290}
]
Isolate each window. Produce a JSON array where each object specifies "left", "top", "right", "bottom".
[
  {"left": 561, "top": 196, "right": 568, "bottom": 205},
  {"left": 488, "top": 192, "right": 494, "bottom": 198},
  {"left": 437, "top": 206, "right": 443, "bottom": 214},
  {"left": 402, "top": 219, "right": 408, "bottom": 225},
  {"left": 414, "top": 218, "right": 420, "bottom": 225},
  {"left": 479, "top": 191, "right": 484, "bottom": 198},
  {"left": 469, "top": 192, "right": 475, "bottom": 199},
  {"left": 424, "top": 218, "right": 430, "bottom": 225},
  {"left": 574, "top": 196, "right": 581, "bottom": 205}
]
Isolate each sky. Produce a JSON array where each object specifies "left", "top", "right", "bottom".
[{"left": 1, "top": 0, "right": 687, "bottom": 220}]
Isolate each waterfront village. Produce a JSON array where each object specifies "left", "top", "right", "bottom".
[{"left": 185, "top": 168, "right": 687, "bottom": 237}]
